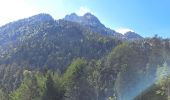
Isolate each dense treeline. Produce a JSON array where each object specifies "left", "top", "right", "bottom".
[
  {"left": 0, "top": 58, "right": 113, "bottom": 100},
  {"left": 0, "top": 36, "right": 170, "bottom": 100}
]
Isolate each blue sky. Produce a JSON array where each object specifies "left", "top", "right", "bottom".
[{"left": 0, "top": 0, "right": 170, "bottom": 37}]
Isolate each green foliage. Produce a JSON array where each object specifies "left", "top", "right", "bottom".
[
  {"left": 63, "top": 58, "right": 87, "bottom": 84},
  {"left": 10, "top": 70, "right": 65, "bottom": 100},
  {"left": 87, "top": 60, "right": 102, "bottom": 100},
  {"left": 11, "top": 70, "right": 41, "bottom": 100},
  {"left": 156, "top": 62, "right": 170, "bottom": 85},
  {"left": 43, "top": 74, "right": 65, "bottom": 100},
  {"left": 63, "top": 58, "right": 91, "bottom": 100},
  {"left": 156, "top": 62, "right": 170, "bottom": 98}
]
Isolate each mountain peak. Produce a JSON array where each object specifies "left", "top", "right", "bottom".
[
  {"left": 63, "top": 13, "right": 143, "bottom": 39},
  {"left": 70, "top": 13, "right": 78, "bottom": 16},
  {"left": 0, "top": 13, "right": 54, "bottom": 29},
  {"left": 64, "top": 13, "right": 79, "bottom": 22},
  {"left": 83, "top": 12, "right": 95, "bottom": 18},
  {"left": 82, "top": 13, "right": 102, "bottom": 25},
  {"left": 28, "top": 13, "right": 54, "bottom": 22},
  {"left": 64, "top": 12, "right": 105, "bottom": 28},
  {"left": 124, "top": 31, "right": 143, "bottom": 40}
]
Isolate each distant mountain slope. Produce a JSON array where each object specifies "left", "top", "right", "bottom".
[
  {"left": 0, "top": 13, "right": 54, "bottom": 46},
  {"left": 0, "top": 13, "right": 121, "bottom": 72}
]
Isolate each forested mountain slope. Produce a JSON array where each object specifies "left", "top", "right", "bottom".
[
  {"left": 0, "top": 13, "right": 169, "bottom": 100},
  {"left": 0, "top": 13, "right": 121, "bottom": 71},
  {"left": 0, "top": 13, "right": 121, "bottom": 95}
]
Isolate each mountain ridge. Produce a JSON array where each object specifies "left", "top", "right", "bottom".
[
  {"left": 0, "top": 12, "right": 143, "bottom": 40},
  {"left": 64, "top": 12, "right": 143, "bottom": 39},
  {"left": 64, "top": 13, "right": 105, "bottom": 28}
]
